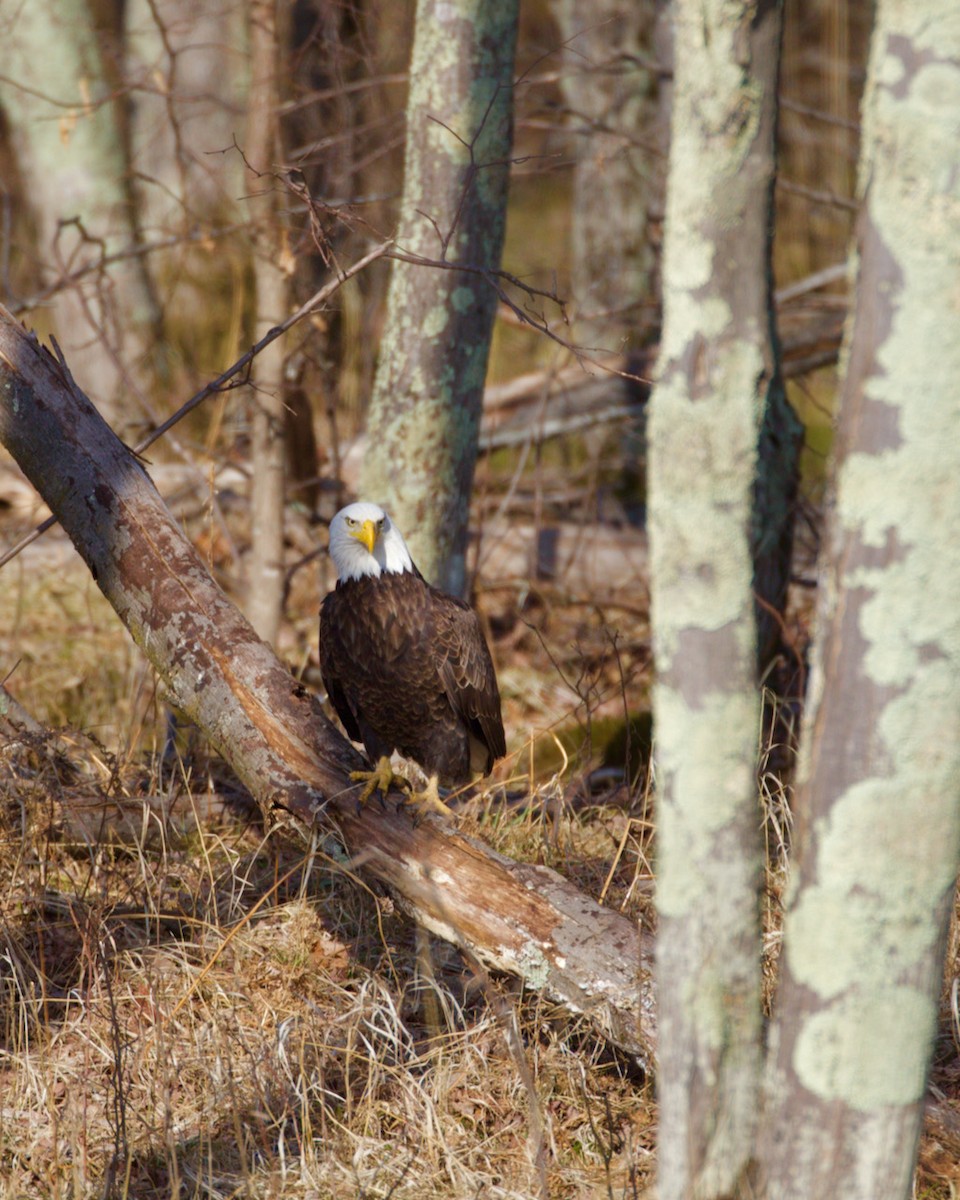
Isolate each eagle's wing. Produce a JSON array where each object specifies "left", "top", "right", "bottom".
[
  {"left": 434, "top": 593, "right": 506, "bottom": 768},
  {"left": 319, "top": 593, "right": 362, "bottom": 743}
]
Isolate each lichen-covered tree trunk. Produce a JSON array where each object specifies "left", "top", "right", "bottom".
[
  {"left": 360, "top": 0, "right": 518, "bottom": 596},
  {"left": 245, "top": 0, "right": 289, "bottom": 644},
  {"left": 754, "top": 5, "right": 960, "bottom": 1196},
  {"left": 0, "top": 0, "right": 163, "bottom": 423},
  {"left": 549, "top": 0, "right": 662, "bottom": 353},
  {"left": 647, "top": 2, "right": 786, "bottom": 1195}
]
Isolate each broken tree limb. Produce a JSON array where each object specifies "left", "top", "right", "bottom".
[{"left": 0, "top": 304, "right": 656, "bottom": 1064}]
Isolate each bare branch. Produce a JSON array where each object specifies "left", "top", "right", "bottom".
[
  {"left": 0, "top": 242, "right": 390, "bottom": 571},
  {"left": 0, "top": 305, "right": 656, "bottom": 1064}
]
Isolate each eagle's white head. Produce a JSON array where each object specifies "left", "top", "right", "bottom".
[{"left": 328, "top": 501, "right": 415, "bottom": 581}]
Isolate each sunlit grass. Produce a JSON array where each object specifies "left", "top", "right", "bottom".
[{"left": 0, "top": 558, "right": 158, "bottom": 743}]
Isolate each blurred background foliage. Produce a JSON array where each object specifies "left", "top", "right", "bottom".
[
  {"left": 0, "top": 0, "right": 867, "bottom": 450},
  {"left": 0, "top": 0, "right": 870, "bottom": 756}
]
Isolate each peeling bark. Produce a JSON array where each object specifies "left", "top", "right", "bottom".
[
  {"left": 0, "top": 304, "right": 655, "bottom": 1065},
  {"left": 360, "top": 0, "right": 518, "bottom": 596},
  {"left": 755, "top": 5, "right": 960, "bottom": 1197}
]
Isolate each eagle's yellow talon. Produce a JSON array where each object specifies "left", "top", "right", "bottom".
[
  {"left": 401, "top": 776, "right": 454, "bottom": 821},
  {"left": 350, "top": 755, "right": 404, "bottom": 807}
]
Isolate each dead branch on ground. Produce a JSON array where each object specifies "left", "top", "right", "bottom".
[{"left": 0, "top": 304, "right": 655, "bottom": 1064}]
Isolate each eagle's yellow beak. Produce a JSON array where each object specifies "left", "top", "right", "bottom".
[{"left": 352, "top": 518, "right": 378, "bottom": 556}]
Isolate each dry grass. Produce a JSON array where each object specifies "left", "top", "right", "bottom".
[
  {"left": 0, "top": 541, "right": 658, "bottom": 1200},
  {"left": 0, "top": 4, "right": 954, "bottom": 1181},
  {"left": 2, "top": 506, "right": 960, "bottom": 1198},
  {"left": 0, "top": 752, "right": 655, "bottom": 1198}
]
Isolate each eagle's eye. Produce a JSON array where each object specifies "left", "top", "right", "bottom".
[
  {"left": 377, "top": 518, "right": 385, "bottom": 530},
  {"left": 345, "top": 517, "right": 356, "bottom": 528}
]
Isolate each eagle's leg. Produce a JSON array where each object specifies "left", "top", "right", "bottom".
[
  {"left": 401, "top": 774, "right": 453, "bottom": 821},
  {"left": 349, "top": 755, "right": 409, "bottom": 807}
]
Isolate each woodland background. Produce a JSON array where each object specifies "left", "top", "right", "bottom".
[{"left": 1, "top": 1, "right": 958, "bottom": 1198}]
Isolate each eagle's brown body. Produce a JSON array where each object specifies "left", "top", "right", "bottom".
[{"left": 320, "top": 568, "right": 505, "bottom": 787}]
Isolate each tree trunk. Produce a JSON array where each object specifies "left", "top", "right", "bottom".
[
  {"left": 754, "top": 4, "right": 960, "bottom": 1196},
  {"left": 0, "top": 0, "right": 163, "bottom": 426},
  {"left": 124, "top": 0, "right": 248, "bottom": 226},
  {"left": 244, "top": 0, "right": 289, "bottom": 644},
  {"left": 0, "top": 303, "right": 655, "bottom": 1066},
  {"left": 360, "top": 0, "right": 518, "bottom": 596},
  {"left": 647, "top": 2, "right": 786, "bottom": 1195},
  {"left": 549, "top": 0, "right": 663, "bottom": 352}
]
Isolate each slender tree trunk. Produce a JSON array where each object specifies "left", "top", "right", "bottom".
[
  {"left": 648, "top": 2, "right": 786, "bottom": 1195},
  {"left": 244, "top": 0, "right": 289, "bottom": 643},
  {"left": 0, "top": 0, "right": 163, "bottom": 426},
  {"left": 360, "top": 0, "right": 518, "bottom": 596},
  {"left": 549, "top": 0, "right": 663, "bottom": 352},
  {"left": 0, "top": 302, "right": 655, "bottom": 1065},
  {"left": 754, "top": 5, "right": 960, "bottom": 1196}
]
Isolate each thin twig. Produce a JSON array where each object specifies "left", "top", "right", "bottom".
[
  {"left": 381, "top": 247, "right": 650, "bottom": 385},
  {"left": 9, "top": 226, "right": 245, "bottom": 316},
  {"left": 0, "top": 243, "right": 391, "bottom": 571},
  {"left": 774, "top": 262, "right": 847, "bottom": 304}
]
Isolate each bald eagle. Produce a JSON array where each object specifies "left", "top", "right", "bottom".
[{"left": 319, "top": 502, "right": 506, "bottom": 813}]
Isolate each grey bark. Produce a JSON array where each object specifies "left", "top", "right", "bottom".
[
  {"left": 549, "top": 0, "right": 663, "bottom": 352},
  {"left": 0, "top": 303, "right": 656, "bottom": 1065},
  {"left": 647, "top": 1, "right": 787, "bottom": 1195},
  {"left": 0, "top": 0, "right": 163, "bottom": 427},
  {"left": 244, "top": 0, "right": 289, "bottom": 644},
  {"left": 754, "top": 4, "right": 960, "bottom": 1196},
  {"left": 360, "top": 0, "right": 518, "bottom": 596},
  {"left": 0, "top": 0, "right": 163, "bottom": 425}
]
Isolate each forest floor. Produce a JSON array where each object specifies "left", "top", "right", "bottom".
[{"left": 1, "top": 453, "right": 959, "bottom": 1199}]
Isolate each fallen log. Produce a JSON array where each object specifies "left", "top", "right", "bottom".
[{"left": 0, "top": 304, "right": 656, "bottom": 1064}]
